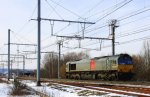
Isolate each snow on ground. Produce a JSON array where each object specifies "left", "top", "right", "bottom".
[
  {"left": 0, "top": 78, "right": 40, "bottom": 97},
  {"left": 22, "top": 80, "right": 134, "bottom": 97},
  {"left": 0, "top": 83, "right": 12, "bottom": 97},
  {"left": 86, "top": 86, "right": 150, "bottom": 97},
  {"left": 81, "top": 81, "right": 150, "bottom": 89}
]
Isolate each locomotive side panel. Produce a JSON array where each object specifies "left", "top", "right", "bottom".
[
  {"left": 107, "top": 56, "right": 118, "bottom": 71},
  {"left": 94, "top": 56, "right": 118, "bottom": 71},
  {"left": 94, "top": 58, "right": 106, "bottom": 71},
  {"left": 76, "top": 59, "right": 90, "bottom": 71}
]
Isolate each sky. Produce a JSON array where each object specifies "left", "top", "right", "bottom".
[{"left": 0, "top": 0, "right": 150, "bottom": 69}]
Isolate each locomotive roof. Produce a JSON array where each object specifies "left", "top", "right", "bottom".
[
  {"left": 92, "top": 54, "right": 130, "bottom": 59},
  {"left": 67, "top": 58, "right": 90, "bottom": 63},
  {"left": 66, "top": 54, "right": 131, "bottom": 63}
]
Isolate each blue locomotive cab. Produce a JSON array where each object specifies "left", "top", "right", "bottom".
[
  {"left": 118, "top": 54, "right": 132, "bottom": 65},
  {"left": 117, "top": 54, "right": 134, "bottom": 80}
]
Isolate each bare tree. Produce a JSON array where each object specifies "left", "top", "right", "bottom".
[{"left": 133, "top": 40, "right": 150, "bottom": 81}]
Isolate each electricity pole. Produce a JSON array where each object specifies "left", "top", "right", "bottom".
[
  {"left": 10, "top": 60, "right": 13, "bottom": 77},
  {"left": 8, "top": 29, "right": 10, "bottom": 80},
  {"left": 17, "top": 46, "right": 19, "bottom": 76},
  {"left": 109, "top": 20, "right": 119, "bottom": 56},
  {"left": 23, "top": 55, "right": 25, "bottom": 76},
  {"left": 51, "top": 53, "right": 53, "bottom": 78},
  {"left": 37, "top": 0, "right": 41, "bottom": 86},
  {"left": 57, "top": 41, "right": 62, "bottom": 79}
]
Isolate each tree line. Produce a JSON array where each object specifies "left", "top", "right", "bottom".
[{"left": 132, "top": 40, "right": 150, "bottom": 81}]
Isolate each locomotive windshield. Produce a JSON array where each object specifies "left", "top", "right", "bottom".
[
  {"left": 69, "top": 63, "right": 76, "bottom": 70},
  {"left": 118, "top": 54, "right": 132, "bottom": 65}
]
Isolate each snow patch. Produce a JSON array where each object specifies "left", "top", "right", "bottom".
[{"left": 22, "top": 80, "right": 134, "bottom": 97}]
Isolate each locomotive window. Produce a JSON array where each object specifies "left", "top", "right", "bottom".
[
  {"left": 70, "top": 64, "right": 76, "bottom": 70},
  {"left": 110, "top": 60, "right": 116, "bottom": 64},
  {"left": 113, "top": 60, "right": 116, "bottom": 64},
  {"left": 114, "top": 60, "right": 116, "bottom": 64},
  {"left": 118, "top": 55, "right": 133, "bottom": 65}
]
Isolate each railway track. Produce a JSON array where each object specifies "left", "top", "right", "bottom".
[
  {"left": 42, "top": 80, "right": 150, "bottom": 96},
  {"left": 18, "top": 77, "right": 150, "bottom": 96}
]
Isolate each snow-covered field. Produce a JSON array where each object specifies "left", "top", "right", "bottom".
[
  {"left": 3, "top": 78, "right": 149, "bottom": 97},
  {"left": 0, "top": 83, "right": 12, "bottom": 97},
  {"left": 0, "top": 78, "right": 39, "bottom": 97},
  {"left": 0, "top": 82, "right": 39, "bottom": 97},
  {"left": 22, "top": 80, "right": 133, "bottom": 97}
]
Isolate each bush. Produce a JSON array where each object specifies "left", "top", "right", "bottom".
[{"left": 10, "top": 79, "right": 35, "bottom": 96}]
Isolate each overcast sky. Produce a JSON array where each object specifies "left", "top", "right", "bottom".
[{"left": 0, "top": 0, "right": 150, "bottom": 69}]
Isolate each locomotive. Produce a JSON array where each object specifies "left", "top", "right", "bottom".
[{"left": 66, "top": 54, "right": 133, "bottom": 80}]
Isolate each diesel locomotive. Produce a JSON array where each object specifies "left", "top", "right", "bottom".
[{"left": 66, "top": 54, "right": 133, "bottom": 80}]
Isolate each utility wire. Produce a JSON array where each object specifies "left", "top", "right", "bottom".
[
  {"left": 41, "top": 23, "right": 71, "bottom": 42},
  {"left": 102, "top": 36, "right": 150, "bottom": 48},
  {"left": 48, "top": 0, "right": 84, "bottom": 20},
  {"left": 42, "top": 0, "right": 131, "bottom": 45},
  {"left": 81, "top": 0, "right": 105, "bottom": 17},
  {"left": 14, "top": 3, "right": 37, "bottom": 36},
  {"left": 69, "top": 0, "right": 132, "bottom": 37},
  {"left": 120, "top": 14, "right": 150, "bottom": 26},
  {"left": 118, "top": 23, "right": 150, "bottom": 36},
  {"left": 85, "top": 6, "right": 150, "bottom": 38},
  {"left": 118, "top": 6, "right": 150, "bottom": 21},
  {"left": 83, "top": 4, "right": 150, "bottom": 38},
  {"left": 43, "top": 2, "right": 147, "bottom": 49},
  {"left": 41, "top": 43, "right": 57, "bottom": 50},
  {"left": 62, "top": 36, "right": 150, "bottom": 53},
  {"left": 85, "top": 5, "right": 150, "bottom": 36},
  {"left": 82, "top": 26, "right": 150, "bottom": 47},
  {"left": 117, "top": 27, "right": 150, "bottom": 38},
  {"left": 85, "top": 0, "right": 127, "bottom": 19},
  {"left": 62, "top": 46, "right": 100, "bottom": 53},
  {"left": 95, "top": 0, "right": 133, "bottom": 23},
  {"left": 45, "top": 0, "right": 64, "bottom": 20}
]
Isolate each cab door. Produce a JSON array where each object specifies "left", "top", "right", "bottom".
[{"left": 106, "top": 58, "right": 111, "bottom": 70}]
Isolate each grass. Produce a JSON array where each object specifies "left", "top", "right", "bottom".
[
  {"left": 10, "top": 79, "right": 37, "bottom": 96},
  {"left": 10, "top": 79, "right": 51, "bottom": 97},
  {"left": 77, "top": 90, "right": 108, "bottom": 96},
  {"left": 0, "top": 78, "right": 9, "bottom": 83}
]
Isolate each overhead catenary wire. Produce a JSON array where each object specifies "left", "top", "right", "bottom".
[
  {"left": 48, "top": 0, "right": 85, "bottom": 20},
  {"left": 120, "top": 14, "right": 150, "bottom": 26},
  {"left": 68, "top": 0, "right": 133, "bottom": 37},
  {"left": 95, "top": 0, "right": 133, "bottom": 23},
  {"left": 117, "top": 27, "right": 150, "bottom": 38},
  {"left": 85, "top": 5, "right": 150, "bottom": 35},
  {"left": 117, "top": 23, "right": 150, "bottom": 36},
  {"left": 85, "top": 0, "right": 129, "bottom": 19},
  {"left": 41, "top": 0, "right": 132, "bottom": 46},
  {"left": 62, "top": 35, "right": 150, "bottom": 53},
  {"left": 13, "top": 3, "right": 37, "bottom": 36},
  {"left": 11, "top": 30, "right": 35, "bottom": 44},
  {"left": 82, "top": 4, "right": 150, "bottom": 38},
  {"left": 45, "top": 0, "right": 64, "bottom": 20},
  {"left": 38, "top": 0, "right": 149, "bottom": 56},
  {"left": 82, "top": 26, "right": 150, "bottom": 48},
  {"left": 41, "top": 43, "right": 57, "bottom": 50},
  {"left": 81, "top": 0, "right": 105, "bottom": 17},
  {"left": 102, "top": 36, "right": 150, "bottom": 49},
  {"left": 41, "top": 23, "right": 71, "bottom": 42},
  {"left": 118, "top": 5, "right": 150, "bottom": 21}
]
